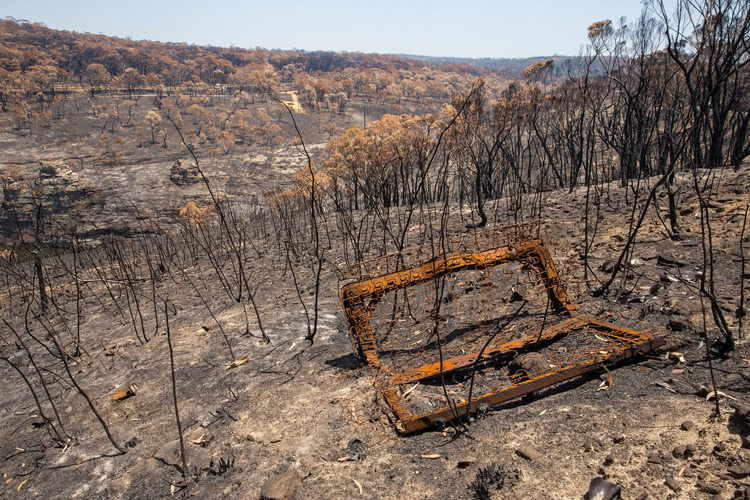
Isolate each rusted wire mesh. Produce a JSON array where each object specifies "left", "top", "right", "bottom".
[{"left": 339, "top": 223, "right": 663, "bottom": 434}]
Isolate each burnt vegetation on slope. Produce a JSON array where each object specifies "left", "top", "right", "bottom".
[{"left": 0, "top": 0, "right": 749, "bottom": 498}]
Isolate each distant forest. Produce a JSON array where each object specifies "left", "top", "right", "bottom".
[
  {"left": 395, "top": 54, "right": 580, "bottom": 76},
  {"left": 0, "top": 16, "right": 523, "bottom": 98}
]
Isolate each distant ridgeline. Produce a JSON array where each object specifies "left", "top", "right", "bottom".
[{"left": 393, "top": 54, "right": 582, "bottom": 78}]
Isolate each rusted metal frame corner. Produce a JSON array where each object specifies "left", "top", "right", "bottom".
[
  {"left": 340, "top": 239, "right": 576, "bottom": 370},
  {"left": 383, "top": 321, "right": 666, "bottom": 434}
]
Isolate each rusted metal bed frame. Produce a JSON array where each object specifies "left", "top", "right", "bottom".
[{"left": 340, "top": 224, "right": 664, "bottom": 434}]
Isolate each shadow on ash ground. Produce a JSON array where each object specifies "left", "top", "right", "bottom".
[{"left": 1, "top": 167, "right": 750, "bottom": 500}]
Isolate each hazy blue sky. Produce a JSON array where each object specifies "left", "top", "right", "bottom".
[{"left": 2, "top": 0, "right": 668, "bottom": 58}]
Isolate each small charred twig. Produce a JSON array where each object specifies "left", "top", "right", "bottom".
[
  {"left": 32, "top": 250, "right": 48, "bottom": 314},
  {"left": 739, "top": 204, "right": 748, "bottom": 339},
  {"left": 32, "top": 311, "right": 125, "bottom": 454},
  {"left": 284, "top": 243, "right": 312, "bottom": 340},
  {"left": 699, "top": 292, "right": 722, "bottom": 417},
  {"left": 151, "top": 455, "right": 184, "bottom": 474},
  {"left": 132, "top": 230, "right": 161, "bottom": 340},
  {"left": 275, "top": 98, "right": 325, "bottom": 343},
  {"left": 593, "top": 174, "right": 662, "bottom": 297},
  {"left": 0, "top": 354, "right": 65, "bottom": 444},
  {"left": 71, "top": 237, "right": 82, "bottom": 356},
  {"left": 535, "top": 291, "right": 550, "bottom": 344},
  {"left": 4, "top": 319, "right": 70, "bottom": 442},
  {"left": 164, "top": 300, "right": 187, "bottom": 474},
  {"left": 20, "top": 304, "right": 61, "bottom": 360},
  {"left": 162, "top": 111, "right": 268, "bottom": 341},
  {"left": 113, "top": 238, "right": 147, "bottom": 343},
  {"left": 177, "top": 265, "right": 235, "bottom": 361},
  {"left": 695, "top": 186, "right": 734, "bottom": 352}
]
